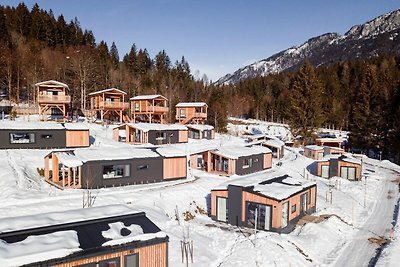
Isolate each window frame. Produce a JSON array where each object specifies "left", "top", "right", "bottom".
[
  {"left": 9, "top": 132, "right": 36, "bottom": 144},
  {"left": 102, "top": 164, "right": 130, "bottom": 179}
]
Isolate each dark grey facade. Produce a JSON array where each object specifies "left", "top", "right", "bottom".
[
  {"left": 0, "top": 129, "right": 66, "bottom": 149},
  {"left": 188, "top": 129, "right": 213, "bottom": 140},
  {"left": 227, "top": 185, "right": 243, "bottom": 227},
  {"left": 81, "top": 157, "right": 164, "bottom": 188},
  {"left": 147, "top": 129, "right": 181, "bottom": 145},
  {"left": 235, "top": 153, "right": 265, "bottom": 175}
]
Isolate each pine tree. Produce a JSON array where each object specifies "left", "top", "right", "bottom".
[
  {"left": 287, "top": 61, "right": 324, "bottom": 141},
  {"left": 349, "top": 81, "right": 370, "bottom": 149},
  {"left": 110, "top": 42, "right": 119, "bottom": 69}
]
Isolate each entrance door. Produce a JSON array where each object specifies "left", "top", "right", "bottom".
[
  {"left": 348, "top": 167, "right": 356, "bottom": 180},
  {"left": 321, "top": 165, "right": 329, "bottom": 178},
  {"left": 300, "top": 193, "right": 307, "bottom": 213},
  {"left": 264, "top": 205, "right": 272, "bottom": 230},
  {"left": 217, "top": 197, "right": 227, "bottom": 222},
  {"left": 340, "top": 166, "right": 348, "bottom": 179},
  {"left": 281, "top": 202, "right": 289, "bottom": 228}
]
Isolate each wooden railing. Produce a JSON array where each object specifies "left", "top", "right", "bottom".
[
  {"left": 94, "top": 101, "right": 129, "bottom": 109},
  {"left": 38, "top": 95, "right": 71, "bottom": 103},
  {"left": 133, "top": 106, "right": 169, "bottom": 113}
]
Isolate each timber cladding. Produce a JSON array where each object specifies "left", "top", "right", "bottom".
[
  {"left": 51, "top": 242, "right": 168, "bottom": 267},
  {"left": 163, "top": 157, "right": 187, "bottom": 180},
  {"left": 66, "top": 130, "right": 90, "bottom": 147}
]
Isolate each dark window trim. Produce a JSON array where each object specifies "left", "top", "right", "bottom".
[
  {"left": 291, "top": 204, "right": 296, "bottom": 213},
  {"left": 102, "top": 164, "right": 131, "bottom": 179},
  {"left": 9, "top": 132, "right": 36, "bottom": 144},
  {"left": 124, "top": 253, "right": 139, "bottom": 267}
]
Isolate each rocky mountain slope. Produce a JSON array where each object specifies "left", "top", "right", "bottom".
[{"left": 216, "top": 9, "right": 400, "bottom": 85}]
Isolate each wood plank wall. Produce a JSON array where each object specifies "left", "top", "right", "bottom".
[
  {"left": 163, "top": 157, "right": 187, "bottom": 179},
  {"left": 211, "top": 190, "right": 228, "bottom": 216},
  {"left": 66, "top": 130, "right": 89, "bottom": 147},
  {"left": 179, "top": 130, "right": 188, "bottom": 143},
  {"left": 263, "top": 153, "right": 272, "bottom": 169}
]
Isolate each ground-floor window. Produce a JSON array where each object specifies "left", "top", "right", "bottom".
[
  {"left": 9, "top": 133, "right": 35, "bottom": 144},
  {"left": 340, "top": 166, "right": 356, "bottom": 180},
  {"left": 243, "top": 158, "right": 253, "bottom": 169},
  {"left": 189, "top": 130, "right": 200, "bottom": 139},
  {"left": 103, "top": 164, "right": 130, "bottom": 179},
  {"left": 321, "top": 165, "right": 329, "bottom": 178},
  {"left": 217, "top": 197, "right": 228, "bottom": 222},
  {"left": 281, "top": 202, "right": 289, "bottom": 228},
  {"left": 246, "top": 202, "right": 272, "bottom": 230},
  {"left": 99, "top": 257, "right": 120, "bottom": 267},
  {"left": 124, "top": 253, "right": 139, "bottom": 267}
]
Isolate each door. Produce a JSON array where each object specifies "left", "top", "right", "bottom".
[
  {"left": 317, "top": 152, "right": 324, "bottom": 160},
  {"left": 348, "top": 167, "right": 356, "bottom": 180},
  {"left": 217, "top": 197, "right": 227, "bottom": 222},
  {"left": 264, "top": 205, "right": 272, "bottom": 230},
  {"left": 281, "top": 202, "right": 289, "bottom": 228},
  {"left": 340, "top": 166, "right": 348, "bottom": 179},
  {"left": 300, "top": 193, "right": 307, "bottom": 213},
  {"left": 321, "top": 165, "right": 329, "bottom": 178}
]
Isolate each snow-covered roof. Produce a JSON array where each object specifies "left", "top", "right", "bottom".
[
  {"left": 63, "top": 123, "right": 89, "bottom": 131},
  {"left": 0, "top": 121, "right": 65, "bottom": 130},
  {"left": 55, "top": 152, "right": 83, "bottom": 167},
  {"left": 340, "top": 156, "right": 361, "bottom": 165},
  {"left": 243, "top": 133, "right": 266, "bottom": 140},
  {"left": 264, "top": 139, "right": 285, "bottom": 148},
  {"left": 130, "top": 94, "right": 167, "bottom": 101},
  {"left": 122, "top": 123, "right": 187, "bottom": 132},
  {"left": 156, "top": 146, "right": 187, "bottom": 157},
  {"left": 35, "top": 80, "right": 69, "bottom": 89},
  {"left": 213, "top": 173, "right": 316, "bottom": 201},
  {"left": 317, "top": 154, "right": 340, "bottom": 162},
  {"left": 0, "top": 205, "right": 166, "bottom": 267},
  {"left": 74, "top": 147, "right": 160, "bottom": 162},
  {"left": 176, "top": 102, "right": 207, "bottom": 107},
  {"left": 316, "top": 137, "right": 344, "bottom": 143},
  {"left": 213, "top": 145, "right": 271, "bottom": 160},
  {"left": 89, "top": 88, "right": 127, "bottom": 96},
  {"left": 305, "top": 145, "right": 324, "bottom": 151},
  {"left": 186, "top": 124, "right": 214, "bottom": 131}
]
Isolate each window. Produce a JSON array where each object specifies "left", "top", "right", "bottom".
[
  {"left": 137, "top": 165, "right": 149, "bottom": 170},
  {"left": 247, "top": 202, "right": 272, "bottom": 230},
  {"left": 156, "top": 132, "right": 167, "bottom": 140},
  {"left": 180, "top": 109, "right": 186, "bottom": 118},
  {"left": 103, "top": 164, "right": 130, "bottom": 179},
  {"left": 341, "top": 166, "right": 356, "bottom": 180},
  {"left": 321, "top": 165, "right": 329, "bottom": 178},
  {"left": 10, "top": 133, "right": 35, "bottom": 144},
  {"left": 217, "top": 197, "right": 228, "bottom": 222},
  {"left": 124, "top": 254, "right": 139, "bottom": 267},
  {"left": 291, "top": 204, "right": 296, "bottom": 213},
  {"left": 243, "top": 158, "right": 252, "bottom": 169},
  {"left": 203, "top": 130, "right": 209, "bottom": 138},
  {"left": 99, "top": 257, "right": 120, "bottom": 267},
  {"left": 254, "top": 158, "right": 259, "bottom": 163},
  {"left": 307, "top": 190, "right": 311, "bottom": 205},
  {"left": 41, "top": 134, "right": 52, "bottom": 139},
  {"left": 134, "top": 102, "right": 139, "bottom": 112}
]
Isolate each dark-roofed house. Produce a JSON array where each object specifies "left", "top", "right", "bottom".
[
  {"left": 175, "top": 102, "right": 207, "bottom": 124},
  {"left": 315, "top": 137, "right": 344, "bottom": 148},
  {"left": 130, "top": 94, "right": 169, "bottom": 123},
  {"left": 112, "top": 123, "right": 188, "bottom": 145},
  {"left": 0, "top": 121, "right": 89, "bottom": 149},
  {"left": 44, "top": 147, "right": 187, "bottom": 189},
  {"left": 316, "top": 155, "right": 362, "bottom": 180},
  {"left": 89, "top": 88, "right": 129, "bottom": 123},
  {"left": 211, "top": 174, "right": 317, "bottom": 233},
  {"left": 0, "top": 205, "right": 168, "bottom": 267},
  {"left": 207, "top": 146, "right": 272, "bottom": 176},
  {"left": 186, "top": 124, "right": 215, "bottom": 139}
]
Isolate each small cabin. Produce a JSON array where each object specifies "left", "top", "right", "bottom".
[
  {"left": 207, "top": 146, "right": 272, "bottom": 176},
  {"left": 263, "top": 139, "right": 285, "bottom": 159},
  {"left": 113, "top": 123, "right": 188, "bottom": 145},
  {"left": 186, "top": 124, "right": 215, "bottom": 139},
  {"left": 44, "top": 147, "right": 188, "bottom": 189},
  {"left": 89, "top": 88, "right": 129, "bottom": 123},
  {"left": 0, "top": 205, "right": 168, "bottom": 267},
  {"left": 315, "top": 137, "right": 344, "bottom": 148},
  {"left": 316, "top": 155, "right": 362, "bottom": 180},
  {"left": 175, "top": 102, "right": 208, "bottom": 124},
  {"left": 243, "top": 134, "right": 266, "bottom": 143},
  {"left": 304, "top": 145, "right": 325, "bottom": 160},
  {"left": 130, "top": 94, "right": 169, "bottom": 123},
  {"left": 211, "top": 174, "right": 317, "bottom": 233},
  {"left": 0, "top": 121, "right": 89, "bottom": 149},
  {"left": 36, "top": 80, "right": 71, "bottom": 120}
]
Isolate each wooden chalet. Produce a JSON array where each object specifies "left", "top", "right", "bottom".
[
  {"left": 211, "top": 174, "right": 317, "bottom": 233},
  {"left": 0, "top": 121, "right": 89, "bottom": 149},
  {"left": 130, "top": 94, "right": 169, "bottom": 123},
  {"left": 186, "top": 124, "right": 215, "bottom": 139},
  {"left": 89, "top": 88, "right": 129, "bottom": 123},
  {"left": 315, "top": 137, "right": 344, "bottom": 148},
  {"left": 263, "top": 139, "right": 285, "bottom": 159},
  {"left": 113, "top": 123, "right": 188, "bottom": 145},
  {"left": 205, "top": 146, "right": 272, "bottom": 176},
  {"left": 316, "top": 155, "right": 362, "bottom": 180},
  {"left": 36, "top": 80, "right": 71, "bottom": 120},
  {"left": 44, "top": 147, "right": 187, "bottom": 189},
  {"left": 0, "top": 205, "right": 168, "bottom": 267},
  {"left": 175, "top": 102, "right": 208, "bottom": 124},
  {"left": 304, "top": 145, "right": 325, "bottom": 160}
]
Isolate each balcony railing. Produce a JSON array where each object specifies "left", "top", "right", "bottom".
[
  {"left": 94, "top": 101, "right": 129, "bottom": 109},
  {"left": 38, "top": 95, "right": 71, "bottom": 103},
  {"left": 133, "top": 106, "right": 169, "bottom": 113}
]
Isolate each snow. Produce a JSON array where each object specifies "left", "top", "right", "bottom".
[
  {"left": 186, "top": 124, "right": 214, "bottom": 131},
  {"left": 0, "top": 231, "right": 81, "bottom": 267},
  {"left": 341, "top": 156, "right": 362, "bottom": 165},
  {"left": 305, "top": 145, "right": 324, "bottom": 151},
  {"left": 54, "top": 151, "right": 83, "bottom": 167},
  {"left": 0, "top": 116, "right": 399, "bottom": 266},
  {"left": 156, "top": 146, "right": 187, "bottom": 158},
  {"left": 130, "top": 94, "right": 166, "bottom": 100},
  {"left": 121, "top": 122, "right": 187, "bottom": 132},
  {"left": 35, "top": 80, "right": 69, "bottom": 88},
  {"left": 264, "top": 139, "right": 285, "bottom": 148},
  {"left": 63, "top": 123, "right": 89, "bottom": 130},
  {"left": 88, "top": 88, "right": 127, "bottom": 95},
  {"left": 73, "top": 147, "right": 160, "bottom": 162},
  {"left": 213, "top": 146, "right": 270, "bottom": 160},
  {"left": 175, "top": 102, "right": 207, "bottom": 107},
  {"left": 0, "top": 120, "right": 65, "bottom": 130}
]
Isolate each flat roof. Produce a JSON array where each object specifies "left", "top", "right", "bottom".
[
  {"left": 264, "top": 139, "right": 285, "bottom": 148},
  {"left": 213, "top": 145, "right": 271, "bottom": 160},
  {"left": 89, "top": 88, "right": 127, "bottom": 95},
  {"left": 186, "top": 124, "right": 214, "bottom": 131},
  {"left": 74, "top": 147, "right": 160, "bottom": 162},
  {"left": 130, "top": 94, "right": 167, "bottom": 101},
  {"left": 0, "top": 205, "right": 166, "bottom": 267},
  {"left": 0, "top": 121, "right": 89, "bottom": 131},
  {"left": 316, "top": 137, "right": 344, "bottom": 143},
  {"left": 176, "top": 102, "right": 207, "bottom": 107},
  {"left": 156, "top": 146, "right": 187, "bottom": 157},
  {"left": 304, "top": 145, "right": 324, "bottom": 151},
  {"left": 121, "top": 123, "right": 187, "bottom": 132}
]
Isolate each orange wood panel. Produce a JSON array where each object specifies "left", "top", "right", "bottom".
[
  {"left": 112, "top": 128, "right": 119, "bottom": 141},
  {"left": 66, "top": 130, "right": 89, "bottom": 147},
  {"left": 228, "top": 159, "right": 236, "bottom": 175},
  {"left": 338, "top": 160, "right": 361, "bottom": 179},
  {"left": 52, "top": 153, "right": 59, "bottom": 182},
  {"left": 242, "top": 191, "right": 281, "bottom": 228},
  {"left": 211, "top": 190, "right": 228, "bottom": 216},
  {"left": 263, "top": 153, "right": 272, "bottom": 169},
  {"left": 190, "top": 154, "right": 197, "bottom": 169},
  {"left": 163, "top": 157, "right": 187, "bottom": 179},
  {"left": 317, "top": 161, "right": 330, "bottom": 176},
  {"left": 179, "top": 130, "right": 188, "bottom": 143}
]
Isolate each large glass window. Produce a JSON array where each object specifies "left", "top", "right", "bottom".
[
  {"left": 156, "top": 132, "right": 167, "bottom": 140},
  {"left": 10, "top": 133, "right": 35, "bottom": 144},
  {"left": 180, "top": 109, "right": 186, "bottom": 118},
  {"left": 341, "top": 166, "right": 356, "bottom": 180},
  {"left": 134, "top": 103, "right": 139, "bottom": 111},
  {"left": 99, "top": 257, "right": 120, "bottom": 267},
  {"left": 247, "top": 202, "right": 272, "bottom": 230},
  {"left": 103, "top": 164, "right": 130, "bottom": 179},
  {"left": 321, "top": 165, "right": 329, "bottom": 178},
  {"left": 124, "top": 253, "right": 139, "bottom": 267},
  {"left": 217, "top": 197, "right": 228, "bottom": 222},
  {"left": 243, "top": 158, "right": 252, "bottom": 169}
]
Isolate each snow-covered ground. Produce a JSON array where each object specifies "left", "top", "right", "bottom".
[{"left": 0, "top": 116, "right": 399, "bottom": 267}]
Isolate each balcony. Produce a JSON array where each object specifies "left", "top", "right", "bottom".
[
  {"left": 133, "top": 106, "right": 169, "bottom": 113},
  {"left": 94, "top": 101, "right": 129, "bottom": 110},
  {"left": 38, "top": 95, "right": 71, "bottom": 104}
]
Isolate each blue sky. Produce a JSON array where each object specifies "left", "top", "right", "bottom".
[{"left": 3, "top": 1, "right": 400, "bottom": 81}]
